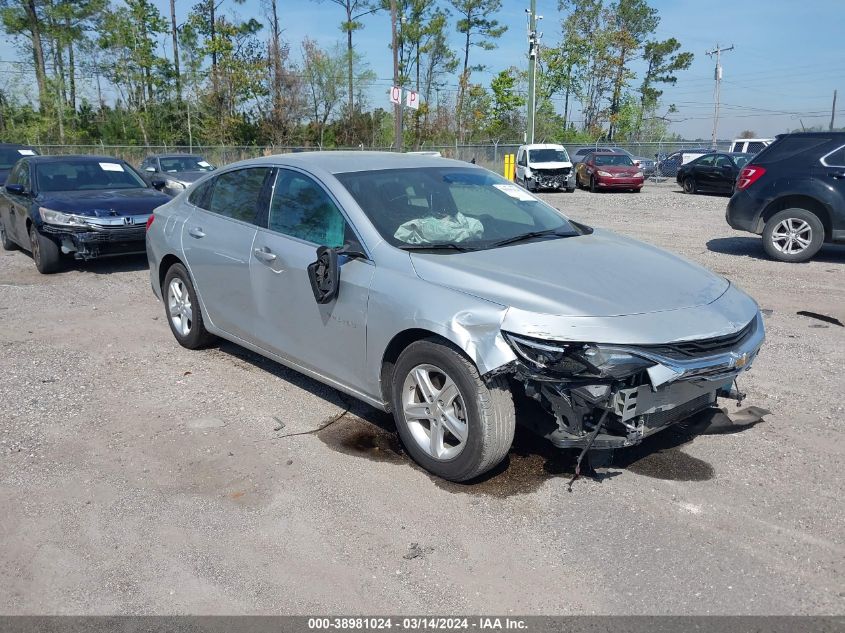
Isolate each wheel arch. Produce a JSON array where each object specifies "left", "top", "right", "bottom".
[
  {"left": 158, "top": 253, "right": 185, "bottom": 292},
  {"left": 761, "top": 195, "right": 832, "bottom": 241},
  {"left": 379, "top": 329, "right": 460, "bottom": 410}
]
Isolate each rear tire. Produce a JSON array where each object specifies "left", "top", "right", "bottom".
[
  {"left": 29, "top": 225, "right": 63, "bottom": 274},
  {"left": 162, "top": 263, "right": 216, "bottom": 349},
  {"left": 761, "top": 208, "right": 824, "bottom": 263},
  {"left": 391, "top": 338, "right": 515, "bottom": 482},
  {"left": 683, "top": 176, "right": 696, "bottom": 194},
  {"left": 0, "top": 218, "right": 16, "bottom": 251}
]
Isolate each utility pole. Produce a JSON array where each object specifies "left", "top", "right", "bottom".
[
  {"left": 706, "top": 43, "right": 733, "bottom": 149},
  {"left": 390, "top": 0, "right": 402, "bottom": 152},
  {"left": 525, "top": 2, "right": 542, "bottom": 144},
  {"left": 830, "top": 89, "right": 838, "bottom": 131}
]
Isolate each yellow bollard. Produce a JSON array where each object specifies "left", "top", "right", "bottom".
[{"left": 504, "top": 154, "right": 515, "bottom": 181}]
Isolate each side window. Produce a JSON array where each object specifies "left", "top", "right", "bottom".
[
  {"left": 268, "top": 170, "right": 347, "bottom": 248},
  {"left": 697, "top": 155, "right": 715, "bottom": 167},
  {"left": 823, "top": 146, "right": 845, "bottom": 167},
  {"left": 13, "top": 162, "right": 31, "bottom": 190},
  {"left": 188, "top": 179, "right": 214, "bottom": 210},
  {"left": 518, "top": 151, "right": 526, "bottom": 166},
  {"left": 207, "top": 168, "right": 271, "bottom": 224},
  {"left": 6, "top": 162, "right": 23, "bottom": 186},
  {"left": 714, "top": 155, "right": 732, "bottom": 168}
]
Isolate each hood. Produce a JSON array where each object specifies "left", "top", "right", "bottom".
[
  {"left": 527, "top": 161, "right": 572, "bottom": 170},
  {"left": 409, "top": 229, "right": 729, "bottom": 318},
  {"left": 38, "top": 188, "right": 171, "bottom": 216},
  {"left": 597, "top": 164, "right": 640, "bottom": 175},
  {"left": 162, "top": 170, "right": 208, "bottom": 183}
]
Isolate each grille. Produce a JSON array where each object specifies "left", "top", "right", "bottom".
[
  {"left": 77, "top": 226, "right": 147, "bottom": 242},
  {"left": 643, "top": 393, "right": 714, "bottom": 429},
  {"left": 642, "top": 320, "right": 755, "bottom": 359},
  {"left": 535, "top": 167, "right": 571, "bottom": 176}
]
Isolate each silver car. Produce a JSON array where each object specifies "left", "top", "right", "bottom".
[{"left": 146, "top": 152, "right": 764, "bottom": 482}]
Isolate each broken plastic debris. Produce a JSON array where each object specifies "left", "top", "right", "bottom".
[
  {"left": 796, "top": 311, "right": 843, "bottom": 327},
  {"left": 394, "top": 212, "right": 482, "bottom": 244}
]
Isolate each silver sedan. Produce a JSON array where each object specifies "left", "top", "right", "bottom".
[{"left": 146, "top": 152, "right": 764, "bottom": 481}]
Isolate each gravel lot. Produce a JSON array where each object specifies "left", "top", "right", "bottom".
[{"left": 1, "top": 181, "right": 843, "bottom": 615}]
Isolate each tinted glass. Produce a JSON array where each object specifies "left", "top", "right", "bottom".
[
  {"left": 824, "top": 146, "right": 845, "bottom": 166},
  {"left": 529, "top": 149, "right": 570, "bottom": 163},
  {"left": 268, "top": 170, "right": 347, "bottom": 247},
  {"left": 36, "top": 160, "right": 147, "bottom": 192},
  {"left": 6, "top": 162, "right": 26, "bottom": 187},
  {"left": 714, "top": 155, "right": 733, "bottom": 168},
  {"left": 755, "top": 136, "right": 831, "bottom": 163},
  {"left": 208, "top": 168, "right": 271, "bottom": 224},
  {"left": 335, "top": 167, "right": 578, "bottom": 249},
  {"left": 746, "top": 142, "right": 765, "bottom": 154},
  {"left": 593, "top": 154, "right": 634, "bottom": 166},
  {"left": 695, "top": 155, "right": 716, "bottom": 166},
  {"left": 188, "top": 180, "right": 214, "bottom": 210},
  {"left": 0, "top": 147, "right": 36, "bottom": 169},
  {"left": 159, "top": 156, "right": 214, "bottom": 172}
]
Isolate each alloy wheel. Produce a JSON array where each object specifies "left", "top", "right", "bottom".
[
  {"left": 168, "top": 277, "right": 193, "bottom": 337},
  {"left": 401, "top": 363, "right": 468, "bottom": 461},
  {"left": 771, "top": 218, "right": 812, "bottom": 255}
]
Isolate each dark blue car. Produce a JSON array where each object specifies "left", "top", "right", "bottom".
[{"left": 0, "top": 155, "right": 171, "bottom": 273}]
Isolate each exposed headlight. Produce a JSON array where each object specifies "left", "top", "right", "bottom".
[
  {"left": 597, "top": 170, "right": 612, "bottom": 177},
  {"left": 524, "top": 168, "right": 532, "bottom": 177},
  {"left": 504, "top": 333, "right": 654, "bottom": 379},
  {"left": 165, "top": 179, "right": 186, "bottom": 190},
  {"left": 635, "top": 171, "right": 644, "bottom": 178},
  {"left": 38, "top": 207, "right": 90, "bottom": 227}
]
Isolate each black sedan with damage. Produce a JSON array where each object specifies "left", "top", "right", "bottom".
[{"left": 0, "top": 155, "right": 171, "bottom": 273}]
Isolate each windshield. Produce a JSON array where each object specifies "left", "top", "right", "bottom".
[
  {"left": 0, "top": 147, "right": 36, "bottom": 169},
  {"left": 528, "top": 148, "right": 569, "bottom": 163},
  {"left": 594, "top": 154, "right": 634, "bottom": 166},
  {"left": 36, "top": 160, "right": 148, "bottom": 192},
  {"left": 159, "top": 156, "right": 214, "bottom": 172},
  {"left": 335, "top": 167, "right": 579, "bottom": 250}
]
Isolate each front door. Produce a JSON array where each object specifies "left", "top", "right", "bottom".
[
  {"left": 250, "top": 168, "right": 374, "bottom": 394},
  {"left": 181, "top": 166, "right": 273, "bottom": 341},
  {"left": 6, "top": 161, "right": 31, "bottom": 243}
]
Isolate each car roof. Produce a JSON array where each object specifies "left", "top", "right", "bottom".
[
  {"left": 147, "top": 153, "right": 203, "bottom": 159},
  {"left": 522, "top": 144, "right": 565, "bottom": 150},
  {"left": 589, "top": 151, "right": 629, "bottom": 156},
  {"left": 28, "top": 155, "right": 128, "bottom": 163},
  {"left": 224, "top": 151, "right": 470, "bottom": 175}
]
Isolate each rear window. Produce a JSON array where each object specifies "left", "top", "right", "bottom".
[{"left": 754, "top": 136, "right": 831, "bottom": 164}]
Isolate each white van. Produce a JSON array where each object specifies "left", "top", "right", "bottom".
[
  {"left": 515, "top": 144, "right": 576, "bottom": 192},
  {"left": 728, "top": 138, "right": 773, "bottom": 154}
]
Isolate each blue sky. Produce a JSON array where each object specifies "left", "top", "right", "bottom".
[{"left": 1, "top": 0, "right": 843, "bottom": 140}]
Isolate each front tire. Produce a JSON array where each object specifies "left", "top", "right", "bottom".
[
  {"left": 391, "top": 338, "right": 515, "bottom": 482},
  {"left": 163, "top": 263, "right": 216, "bottom": 349},
  {"left": 29, "top": 225, "right": 63, "bottom": 274},
  {"left": 683, "top": 176, "right": 696, "bottom": 194},
  {"left": 762, "top": 208, "right": 824, "bottom": 263},
  {"left": 589, "top": 176, "right": 597, "bottom": 193}
]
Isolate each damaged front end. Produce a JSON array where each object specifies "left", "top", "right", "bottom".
[
  {"left": 530, "top": 167, "right": 572, "bottom": 190},
  {"left": 38, "top": 208, "right": 150, "bottom": 260},
  {"left": 498, "top": 312, "right": 765, "bottom": 450}
]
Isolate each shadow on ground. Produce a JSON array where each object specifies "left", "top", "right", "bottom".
[{"left": 706, "top": 236, "right": 845, "bottom": 263}]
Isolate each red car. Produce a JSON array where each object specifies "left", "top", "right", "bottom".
[{"left": 575, "top": 151, "right": 644, "bottom": 193}]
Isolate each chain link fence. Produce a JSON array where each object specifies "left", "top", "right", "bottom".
[{"left": 29, "top": 140, "right": 731, "bottom": 180}]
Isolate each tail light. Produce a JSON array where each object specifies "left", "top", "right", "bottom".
[
  {"left": 736, "top": 165, "right": 766, "bottom": 190},
  {"left": 145, "top": 214, "right": 155, "bottom": 231}
]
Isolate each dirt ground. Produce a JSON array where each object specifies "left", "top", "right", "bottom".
[{"left": 1, "top": 181, "right": 843, "bottom": 615}]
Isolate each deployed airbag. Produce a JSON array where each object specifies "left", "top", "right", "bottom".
[{"left": 394, "top": 212, "right": 483, "bottom": 244}]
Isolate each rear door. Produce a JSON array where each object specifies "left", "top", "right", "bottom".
[
  {"left": 820, "top": 144, "right": 845, "bottom": 227},
  {"left": 692, "top": 155, "right": 717, "bottom": 189},
  {"left": 250, "top": 167, "right": 374, "bottom": 392},
  {"left": 181, "top": 166, "right": 273, "bottom": 341}
]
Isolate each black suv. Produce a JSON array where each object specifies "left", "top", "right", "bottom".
[{"left": 726, "top": 132, "right": 845, "bottom": 262}]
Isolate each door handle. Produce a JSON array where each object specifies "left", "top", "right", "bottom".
[
  {"left": 253, "top": 247, "right": 277, "bottom": 262},
  {"left": 188, "top": 227, "right": 205, "bottom": 238}
]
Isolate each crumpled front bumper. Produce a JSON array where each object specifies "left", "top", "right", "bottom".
[
  {"left": 503, "top": 310, "right": 765, "bottom": 450},
  {"left": 40, "top": 218, "right": 149, "bottom": 259}
]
